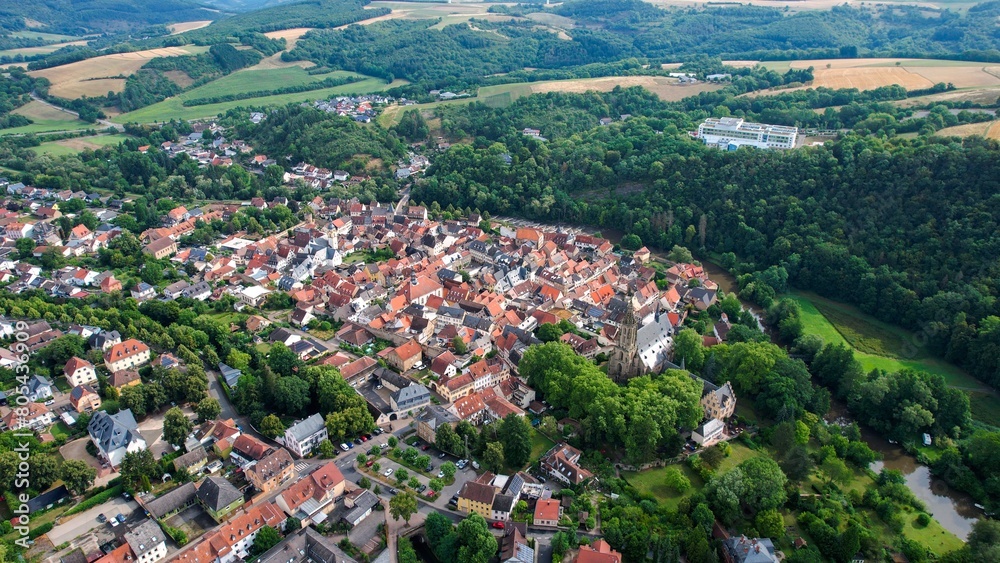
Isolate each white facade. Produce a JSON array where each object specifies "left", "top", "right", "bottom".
[
  {"left": 697, "top": 117, "right": 797, "bottom": 150},
  {"left": 241, "top": 286, "right": 272, "bottom": 307},
  {"left": 66, "top": 364, "right": 97, "bottom": 387}
]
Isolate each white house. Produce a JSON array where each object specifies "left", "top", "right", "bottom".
[
  {"left": 281, "top": 414, "right": 328, "bottom": 458},
  {"left": 88, "top": 409, "right": 147, "bottom": 467},
  {"left": 241, "top": 286, "right": 272, "bottom": 307}
]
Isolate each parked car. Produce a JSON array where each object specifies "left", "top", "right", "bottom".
[
  {"left": 421, "top": 443, "right": 430, "bottom": 451},
  {"left": 437, "top": 470, "right": 445, "bottom": 478},
  {"left": 417, "top": 484, "right": 427, "bottom": 493},
  {"left": 384, "top": 468, "right": 394, "bottom": 477},
  {"left": 366, "top": 460, "right": 375, "bottom": 467},
  {"left": 347, "top": 442, "right": 355, "bottom": 449},
  {"left": 375, "top": 384, "right": 383, "bottom": 390},
  {"left": 388, "top": 488, "right": 398, "bottom": 495},
  {"left": 116, "top": 514, "right": 126, "bottom": 524},
  {"left": 96, "top": 514, "right": 107, "bottom": 523},
  {"left": 340, "top": 443, "right": 350, "bottom": 451},
  {"left": 438, "top": 451, "right": 447, "bottom": 459},
  {"left": 471, "top": 461, "right": 480, "bottom": 470},
  {"left": 109, "top": 518, "right": 119, "bottom": 528},
  {"left": 492, "top": 522, "right": 505, "bottom": 529},
  {"left": 353, "top": 438, "right": 362, "bottom": 445}
]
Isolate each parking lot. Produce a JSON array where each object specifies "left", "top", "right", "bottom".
[{"left": 46, "top": 497, "right": 140, "bottom": 546}]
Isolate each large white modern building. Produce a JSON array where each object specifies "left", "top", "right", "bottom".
[{"left": 697, "top": 117, "right": 798, "bottom": 150}]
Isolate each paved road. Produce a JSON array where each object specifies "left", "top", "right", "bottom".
[
  {"left": 207, "top": 375, "right": 268, "bottom": 443},
  {"left": 46, "top": 497, "right": 138, "bottom": 546}
]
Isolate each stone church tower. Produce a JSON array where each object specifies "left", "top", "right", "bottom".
[{"left": 607, "top": 300, "right": 647, "bottom": 383}]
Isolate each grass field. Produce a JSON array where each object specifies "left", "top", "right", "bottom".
[
  {"left": 182, "top": 67, "right": 361, "bottom": 100},
  {"left": 624, "top": 463, "right": 704, "bottom": 510},
  {"left": 30, "top": 134, "right": 132, "bottom": 156},
  {"left": 529, "top": 429, "right": 555, "bottom": 463},
  {"left": 2, "top": 101, "right": 94, "bottom": 135},
  {"left": 114, "top": 76, "right": 404, "bottom": 123},
  {"left": 788, "top": 290, "right": 1000, "bottom": 423},
  {"left": 29, "top": 45, "right": 209, "bottom": 98}
]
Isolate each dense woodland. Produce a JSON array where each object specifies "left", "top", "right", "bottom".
[
  {"left": 408, "top": 85, "right": 1000, "bottom": 394},
  {"left": 287, "top": 0, "right": 1000, "bottom": 93},
  {"left": 0, "top": 0, "right": 216, "bottom": 35}
]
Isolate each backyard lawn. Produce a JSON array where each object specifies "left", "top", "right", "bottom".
[
  {"left": 624, "top": 463, "right": 705, "bottom": 510},
  {"left": 529, "top": 429, "right": 556, "bottom": 463}
]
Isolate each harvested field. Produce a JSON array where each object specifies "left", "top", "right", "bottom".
[
  {"left": 168, "top": 21, "right": 212, "bottom": 34},
  {"left": 935, "top": 120, "right": 1000, "bottom": 139},
  {"left": 810, "top": 67, "right": 934, "bottom": 90},
  {"left": 529, "top": 76, "right": 724, "bottom": 101},
  {"left": 163, "top": 70, "right": 195, "bottom": 88},
  {"left": 263, "top": 27, "right": 315, "bottom": 49},
  {"left": 29, "top": 46, "right": 208, "bottom": 98}
]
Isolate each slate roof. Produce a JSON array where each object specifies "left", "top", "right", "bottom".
[
  {"left": 286, "top": 413, "right": 325, "bottom": 442},
  {"left": 197, "top": 476, "right": 243, "bottom": 511}
]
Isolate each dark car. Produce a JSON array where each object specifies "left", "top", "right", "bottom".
[
  {"left": 417, "top": 484, "right": 427, "bottom": 493},
  {"left": 388, "top": 488, "right": 398, "bottom": 495},
  {"left": 96, "top": 514, "right": 107, "bottom": 523},
  {"left": 116, "top": 514, "right": 126, "bottom": 524}
]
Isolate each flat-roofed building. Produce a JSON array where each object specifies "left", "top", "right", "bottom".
[{"left": 697, "top": 117, "right": 797, "bottom": 150}]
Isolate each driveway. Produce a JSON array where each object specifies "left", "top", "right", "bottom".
[{"left": 46, "top": 497, "right": 138, "bottom": 546}]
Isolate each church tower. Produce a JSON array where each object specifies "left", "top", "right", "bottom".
[{"left": 607, "top": 298, "right": 647, "bottom": 383}]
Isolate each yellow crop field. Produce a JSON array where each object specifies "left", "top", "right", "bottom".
[
  {"left": 29, "top": 46, "right": 208, "bottom": 98},
  {"left": 168, "top": 21, "right": 212, "bottom": 34},
  {"left": 936, "top": 120, "right": 1000, "bottom": 139},
  {"left": 810, "top": 67, "right": 935, "bottom": 90},
  {"left": 263, "top": 27, "right": 315, "bottom": 49},
  {"left": 529, "top": 76, "right": 725, "bottom": 101}
]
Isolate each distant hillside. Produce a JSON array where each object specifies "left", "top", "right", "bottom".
[
  {"left": 0, "top": 0, "right": 219, "bottom": 34},
  {"left": 184, "top": 0, "right": 389, "bottom": 40},
  {"left": 195, "top": 0, "right": 298, "bottom": 12}
]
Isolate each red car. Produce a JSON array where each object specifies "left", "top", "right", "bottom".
[
  {"left": 366, "top": 460, "right": 374, "bottom": 467},
  {"left": 491, "top": 522, "right": 505, "bottom": 529},
  {"left": 361, "top": 436, "right": 369, "bottom": 442}
]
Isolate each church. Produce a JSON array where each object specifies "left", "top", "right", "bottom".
[{"left": 607, "top": 299, "right": 677, "bottom": 383}]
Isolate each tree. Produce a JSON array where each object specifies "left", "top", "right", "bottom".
[
  {"left": 249, "top": 526, "right": 281, "bottom": 557},
  {"left": 621, "top": 233, "right": 642, "bottom": 251},
  {"left": 119, "top": 386, "right": 147, "bottom": 418},
  {"left": 498, "top": 414, "right": 532, "bottom": 468},
  {"left": 482, "top": 442, "right": 505, "bottom": 473},
  {"left": 536, "top": 323, "right": 563, "bottom": 342},
  {"left": 120, "top": 449, "right": 157, "bottom": 491},
  {"left": 451, "top": 335, "right": 468, "bottom": 355},
  {"left": 195, "top": 397, "right": 221, "bottom": 422},
  {"left": 455, "top": 514, "right": 499, "bottom": 563},
  {"left": 398, "top": 537, "right": 420, "bottom": 563},
  {"left": 390, "top": 490, "right": 418, "bottom": 524},
  {"left": 32, "top": 454, "right": 60, "bottom": 491},
  {"left": 286, "top": 517, "right": 301, "bottom": 532},
  {"left": 429, "top": 478, "right": 444, "bottom": 492},
  {"left": 15, "top": 237, "right": 34, "bottom": 259},
  {"left": 163, "top": 407, "right": 193, "bottom": 447},
  {"left": 260, "top": 415, "right": 285, "bottom": 438},
  {"left": 274, "top": 376, "right": 310, "bottom": 416},
  {"left": 440, "top": 461, "right": 457, "bottom": 480},
  {"left": 673, "top": 329, "right": 705, "bottom": 372},
  {"left": 667, "top": 245, "right": 694, "bottom": 263},
  {"left": 436, "top": 423, "right": 461, "bottom": 454},
  {"left": 0, "top": 452, "right": 17, "bottom": 486},
  {"left": 738, "top": 457, "right": 788, "bottom": 513},
  {"left": 663, "top": 467, "right": 691, "bottom": 493},
  {"left": 755, "top": 509, "right": 784, "bottom": 538},
  {"left": 821, "top": 457, "right": 853, "bottom": 485},
  {"left": 60, "top": 459, "right": 97, "bottom": 496}
]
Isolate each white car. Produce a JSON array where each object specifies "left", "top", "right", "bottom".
[
  {"left": 340, "top": 443, "right": 350, "bottom": 451},
  {"left": 384, "top": 468, "right": 394, "bottom": 477}
]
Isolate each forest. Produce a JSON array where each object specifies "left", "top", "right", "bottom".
[
  {"left": 286, "top": 0, "right": 1000, "bottom": 93},
  {"left": 409, "top": 87, "right": 1000, "bottom": 391},
  {"left": 0, "top": 0, "right": 216, "bottom": 35}
]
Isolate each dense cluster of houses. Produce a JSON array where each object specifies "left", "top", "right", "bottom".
[{"left": 310, "top": 94, "right": 394, "bottom": 123}]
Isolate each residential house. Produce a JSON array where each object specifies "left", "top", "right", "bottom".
[
  {"left": 241, "top": 286, "right": 271, "bottom": 307},
  {"left": 172, "top": 447, "right": 209, "bottom": 474},
  {"left": 540, "top": 443, "right": 593, "bottom": 485},
  {"left": 721, "top": 537, "right": 779, "bottom": 563},
  {"left": 385, "top": 339, "right": 422, "bottom": 372},
  {"left": 2, "top": 402, "right": 54, "bottom": 431},
  {"left": 699, "top": 378, "right": 736, "bottom": 421},
  {"left": 109, "top": 369, "right": 141, "bottom": 390},
  {"left": 245, "top": 448, "right": 296, "bottom": 494},
  {"left": 276, "top": 462, "right": 346, "bottom": 524},
  {"left": 64, "top": 356, "right": 97, "bottom": 387},
  {"left": 24, "top": 374, "right": 53, "bottom": 401},
  {"left": 415, "top": 405, "right": 459, "bottom": 445},
  {"left": 491, "top": 493, "right": 516, "bottom": 522},
  {"left": 692, "top": 418, "right": 726, "bottom": 446},
  {"left": 390, "top": 382, "right": 430, "bottom": 415},
  {"left": 576, "top": 540, "right": 622, "bottom": 563},
  {"left": 253, "top": 527, "right": 356, "bottom": 563},
  {"left": 282, "top": 413, "right": 328, "bottom": 458},
  {"left": 143, "top": 237, "right": 178, "bottom": 260},
  {"left": 123, "top": 519, "right": 168, "bottom": 563},
  {"left": 533, "top": 499, "right": 561, "bottom": 528},
  {"left": 456, "top": 481, "right": 497, "bottom": 519},
  {"left": 171, "top": 502, "right": 287, "bottom": 563},
  {"left": 88, "top": 409, "right": 147, "bottom": 467},
  {"left": 90, "top": 330, "right": 121, "bottom": 351},
  {"left": 197, "top": 476, "right": 246, "bottom": 523},
  {"left": 219, "top": 363, "right": 243, "bottom": 388},
  {"left": 105, "top": 339, "right": 151, "bottom": 372},
  {"left": 69, "top": 385, "right": 102, "bottom": 412},
  {"left": 230, "top": 434, "right": 272, "bottom": 467},
  {"left": 500, "top": 524, "right": 534, "bottom": 563},
  {"left": 131, "top": 282, "right": 157, "bottom": 301}
]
